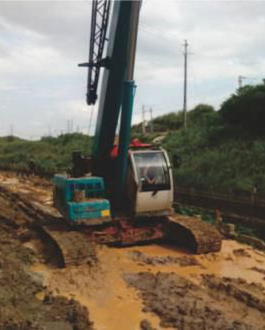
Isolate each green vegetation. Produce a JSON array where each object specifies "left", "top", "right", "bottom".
[
  {"left": 1, "top": 81, "right": 265, "bottom": 192},
  {"left": 161, "top": 83, "right": 265, "bottom": 193},
  {"left": 0, "top": 134, "right": 92, "bottom": 176},
  {"left": 220, "top": 81, "right": 265, "bottom": 134}
]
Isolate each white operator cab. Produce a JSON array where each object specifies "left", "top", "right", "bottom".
[{"left": 129, "top": 148, "right": 174, "bottom": 216}]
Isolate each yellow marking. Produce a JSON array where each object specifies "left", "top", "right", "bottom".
[{"left": 101, "top": 209, "right": 110, "bottom": 217}]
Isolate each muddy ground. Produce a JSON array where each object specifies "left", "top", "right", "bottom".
[
  {"left": 1, "top": 172, "right": 265, "bottom": 330},
  {"left": 0, "top": 174, "right": 94, "bottom": 330}
]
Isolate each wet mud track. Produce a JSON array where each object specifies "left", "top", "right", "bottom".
[
  {"left": 124, "top": 272, "right": 265, "bottom": 329},
  {"left": 0, "top": 220, "right": 94, "bottom": 330},
  {"left": 1, "top": 172, "right": 265, "bottom": 329},
  {"left": 0, "top": 174, "right": 94, "bottom": 330}
]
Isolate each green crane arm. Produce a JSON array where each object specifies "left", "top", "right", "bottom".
[{"left": 81, "top": 0, "right": 141, "bottom": 178}]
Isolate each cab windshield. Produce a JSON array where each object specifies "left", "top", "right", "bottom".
[{"left": 133, "top": 151, "right": 170, "bottom": 192}]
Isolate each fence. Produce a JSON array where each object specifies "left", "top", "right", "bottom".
[
  {"left": 175, "top": 186, "right": 265, "bottom": 208},
  {"left": 174, "top": 186, "right": 265, "bottom": 220}
]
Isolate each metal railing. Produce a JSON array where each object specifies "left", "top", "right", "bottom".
[{"left": 175, "top": 186, "right": 265, "bottom": 208}]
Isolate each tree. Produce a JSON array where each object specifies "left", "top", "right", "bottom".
[
  {"left": 188, "top": 104, "right": 217, "bottom": 126},
  {"left": 219, "top": 82, "right": 265, "bottom": 133}
]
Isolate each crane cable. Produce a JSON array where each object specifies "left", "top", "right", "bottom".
[{"left": 88, "top": 105, "right": 94, "bottom": 136}]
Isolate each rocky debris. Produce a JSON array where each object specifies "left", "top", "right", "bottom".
[
  {"left": 140, "top": 319, "right": 157, "bottom": 330},
  {"left": 249, "top": 266, "right": 265, "bottom": 275},
  {"left": 129, "top": 250, "right": 200, "bottom": 267},
  {"left": 124, "top": 271, "right": 265, "bottom": 330},
  {"left": 233, "top": 248, "right": 251, "bottom": 257},
  {"left": 220, "top": 223, "right": 238, "bottom": 239}
]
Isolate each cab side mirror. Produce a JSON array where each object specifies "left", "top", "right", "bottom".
[{"left": 173, "top": 154, "right": 181, "bottom": 168}]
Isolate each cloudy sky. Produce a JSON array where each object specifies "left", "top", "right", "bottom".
[{"left": 1, "top": 0, "right": 265, "bottom": 139}]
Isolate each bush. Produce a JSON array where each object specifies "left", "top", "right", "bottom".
[{"left": 0, "top": 133, "right": 92, "bottom": 176}]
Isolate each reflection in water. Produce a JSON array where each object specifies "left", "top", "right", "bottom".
[{"left": 32, "top": 240, "right": 265, "bottom": 330}]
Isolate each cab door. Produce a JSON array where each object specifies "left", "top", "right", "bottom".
[{"left": 130, "top": 149, "right": 173, "bottom": 215}]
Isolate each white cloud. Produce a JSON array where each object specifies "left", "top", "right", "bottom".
[{"left": 1, "top": 0, "right": 265, "bottom": 138}]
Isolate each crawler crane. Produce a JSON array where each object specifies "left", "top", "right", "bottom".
[{"left": 51, "top": 0, "right": 221, "bottom": 264}]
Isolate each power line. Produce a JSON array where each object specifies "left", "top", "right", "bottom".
[{"left": 140, "top": 23, "right": 180, "bottom": 44}]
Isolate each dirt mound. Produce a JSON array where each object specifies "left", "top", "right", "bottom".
[
  {"left": 0, "top": 189, "right": 94, "bottom": 330},
  {"left": 128, "top": 250, "right": 200, "bottom": 266},
  {"left": 124, "top": 271, "right": 265, "bottom": 329}
]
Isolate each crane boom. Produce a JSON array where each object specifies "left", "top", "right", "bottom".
[
  {"left": 93, "top": 1, "right": 140, "bottom": 174},
  {"left": 80, "top": 1, "right": 141, "bottom": 177}
]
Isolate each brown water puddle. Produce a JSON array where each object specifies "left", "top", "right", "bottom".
[
  {"left": 31, "top": 239, "right": 265, "bottom": 330},
  {"left": 32, "top": 258, "right": 165, "bottom": 330}
]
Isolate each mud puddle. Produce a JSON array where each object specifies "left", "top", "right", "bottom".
[
  {"left": 31, "top": 247, "right": 169, "bottom": 330},
  {"left": 31, "top": 239, "right": 265, "bottom": 330}
]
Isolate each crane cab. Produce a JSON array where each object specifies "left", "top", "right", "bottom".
[{"left": 128, "top": 148, "right": 174, "bottom": 216}]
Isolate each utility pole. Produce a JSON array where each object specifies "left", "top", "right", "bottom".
[
  {"left": 142, "top": 105, "right": 146, "bottom": 135},
  {"left": 149, "top": 107, "right": 154, "bottom": 133},
  {"left": 183, "top": 40, "right": 188, "bottom": 129},
  {"left": 238, "top": 75, "right": 258, "bottom": 88},
  {"left": 10, "top": 124, "right": 13, "bottom": 136},
  {"left": 238, "top": 75, "right": 246, "bottom": 88}
]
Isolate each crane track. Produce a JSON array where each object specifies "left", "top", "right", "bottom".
[
  {"left": 166, "top": 214, "right": 222, "bottom": 254},
  {"left": 41, "top": 215, "right": 222, "bottom": 266},
  {"left": 41, "top": 225, "right": 98, "bottom": 267},
  {"left": 0, "top": 183, "right": 222, "bottom": 267}
]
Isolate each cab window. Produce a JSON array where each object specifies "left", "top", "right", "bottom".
[{"left": 133, "top": 151, "right": 170, "bottom": 192}]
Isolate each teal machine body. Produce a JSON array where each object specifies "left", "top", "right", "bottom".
[{"left": 53, "top": 175, "right": 110, "bottom": 223}]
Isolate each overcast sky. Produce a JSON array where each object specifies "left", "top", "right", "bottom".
[{"left": 1, "top": 0, "right": 265, "bottom": 139}]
